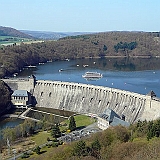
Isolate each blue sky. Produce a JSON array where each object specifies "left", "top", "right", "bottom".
[{"left": 0, "top": 0, "right": 160, "bottom": 32}]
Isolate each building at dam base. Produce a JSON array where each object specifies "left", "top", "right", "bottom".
[
  {"left": 11, "top": 90, "right": 32, "bottom": 109},
  {"left": 2, "top": 75, "right": 160, "bottom": 125}
]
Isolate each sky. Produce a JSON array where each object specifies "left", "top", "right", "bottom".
[{"left": 0, "top": 0, "right": 160, "bottom": 32}]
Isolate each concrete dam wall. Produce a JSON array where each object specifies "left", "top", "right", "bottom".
[
  {"left": 2, "top": 77, "right": 35, "bottom": 93},
  {"left": 2, "top": 77, "right": 160, "bottom": 123},
  {"left": 33, "top": 80, "right": 151, "bottom": 123}
]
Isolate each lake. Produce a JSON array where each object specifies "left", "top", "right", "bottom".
[
  {"left": 18, "top": 57, "right": 160, "bottom": 97},
  {"left": 0, "top": 118, "right": 24, "bottom": 140}
]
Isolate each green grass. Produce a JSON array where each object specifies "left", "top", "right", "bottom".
[
  {"left": 27, "top": 115, "right": 95, "bottom": 146},
  {"left": 74, "top": 114, "right": 96, "bottom": 127},
  {"left": 60, "top": 114, "right": 96, "bottom": 132},
  {"left": 0, "top": 36, "right": 34, "bottom": 46},
  {"left": 31, "top": 131, "right": 52, "bottom": 146},
  {"left": 17, "top": 114, "right": 96, "bottom": 159}
]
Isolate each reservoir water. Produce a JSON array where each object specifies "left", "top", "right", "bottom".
[
  {"left": 0, "top": 118, "right": 24, "bottom": 140},
  {"left": 19, "top": 57, "right": 160, "bottom": 97}
]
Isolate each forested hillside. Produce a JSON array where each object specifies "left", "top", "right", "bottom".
[
  {"left": 48, "top": 120, "right": 160, "bottom": 160},
  {"left": 2, "top": 119, "right": 159, "bottom": 160},
  {"left": 0, "top": 26, "right": 33, "bottom": 39},
  {"left": 20, "top": 30, "right": 91, "bottom": 40},
  {"left": 0, "top": 80, "right": 11, "bottom": 115},
  {"left": 0, "top": 31, "right": 160, "bottom": 78}
]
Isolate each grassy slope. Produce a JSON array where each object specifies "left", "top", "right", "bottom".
[
  {"left": 60, "top": 115, "right": 96, "bottom": 131},
  {"left": 0, "top": 36, "right": 42, "bottom": 46}
]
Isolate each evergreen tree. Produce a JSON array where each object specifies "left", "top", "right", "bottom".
[
  {"left": 103, "top": 45, "right": 107, "bottom": 51},
  {"left": 155, "top": 119, "right": 160, "bottom": 137},
  {"left": 51, "top": 124, "right": 61, "bottom": 138},
  {"left": 29, "top": 126, "right": 34, "bottom": 135},
  {"left": 34, "top": 146, "right": 41, "bottom": 155},
  {"left": 91, "top": 138, "right": 101, "bottom": 159},
  {"left": 69, "top": 116, "right": 76, "bottom": 131},
  {"left": 73, "top": 140, "right": 86, "bottom": 157},
  {"left": 91, "top": 138, "right": 101, "bottom": 151},
  {"left": 147, "top": 121, "right": 155, "bottom": 140}
]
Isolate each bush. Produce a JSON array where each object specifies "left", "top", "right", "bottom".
[
  {"left": 33, "top": 146, "right": 41, "bottom": 154},
  {"left": 53, "top": 138, "right": 59, "bottom": 142},
  {"left": 47, "top": 137, "right": 50, "bottom": 141},
  {"left": 52, "top": 142, "right": 58, "bottom": 147},
  {"left": 46, "top": 143, "right": 52, "bottom": 148},
  {"left": 58, "top": 141, "right": 63, "bottom": 145},
  {"left": 21, "top": 152, "right": 30, "bottom": 159}
]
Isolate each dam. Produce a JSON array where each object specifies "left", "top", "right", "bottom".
[{"left": 2, "top": 75, "right": 160, "bottom": 124}]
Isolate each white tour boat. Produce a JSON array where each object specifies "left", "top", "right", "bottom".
[{"left": 82, "top": 72, "right": 103, "bottom": 79}]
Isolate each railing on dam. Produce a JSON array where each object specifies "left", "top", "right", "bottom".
[
  {"left": 2, "top": 78, "right": 30, "bottom": 82},
  {"left": 152, "top": 97, "right": 160, "bottom": 102}
]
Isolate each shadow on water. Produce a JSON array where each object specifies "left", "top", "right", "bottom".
[
  {"left": 83, "top": 78, "right": 102, "bottom": 81},
  {"left": 73, "top": 57, "right": 160, "bottom": 71}
]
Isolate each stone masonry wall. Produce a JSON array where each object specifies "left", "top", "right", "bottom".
[
  {"left": 2, "top": 76, "right": 35, "bottom": 93},
  {"left": 33, "top": 80, "right": 153, "bottom": 123}
]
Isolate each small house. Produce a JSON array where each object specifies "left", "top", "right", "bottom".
[
  {"left": 97, "top": 108, "right": 130, "bottom": 130},
  {"left": 11, "top": 90, "right": 31, "bottom": 108}
]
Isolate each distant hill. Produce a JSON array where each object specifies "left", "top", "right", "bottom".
[
  {"left": 20, "top": 30, "right": 93, "bottom": 40},
  {"left": 0, "top": 26, "right": 34, "bottom": 39}
]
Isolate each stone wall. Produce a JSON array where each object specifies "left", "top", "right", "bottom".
[
  {"left": 2, "top": 75, "right": 35, "bottom": 93},
  {"left": 33, "top": 80, "right": 152, "bottom": 123},
  {"left": 140, "top": 97, "right": 160, "bottom": 121}
]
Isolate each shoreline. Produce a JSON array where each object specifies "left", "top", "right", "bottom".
[
  {"left": 1, "top": 55, "right": 158, "bottom": 79},
  {"left": 83, "top": 55, "right": 153, "bottom": 59}
]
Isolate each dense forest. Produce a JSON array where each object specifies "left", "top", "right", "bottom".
[
  {"left": 0, "top": 80, "right": 11, "bottom": 115},
  {"left": 0, "top": 31, "right": 160, "bottom": 78}
]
